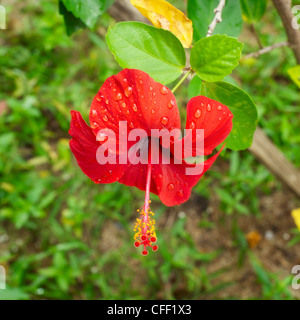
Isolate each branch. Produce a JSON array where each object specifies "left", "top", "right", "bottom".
[
  {"left": 242, "top": 41, "right": 289, "bottom": 59},
  {"left": 272, "top": 0, "right": 300, "bottom": 63},
  {"left": 206, "top": 0, "right": 226, "bottom": 37}
]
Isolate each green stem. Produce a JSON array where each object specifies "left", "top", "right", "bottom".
[
  {"left": 201, "top": 80, "right": 205, "bottom": 95},
  {"left": 171, "top": 69, "right": 193, "bottom": 93}
]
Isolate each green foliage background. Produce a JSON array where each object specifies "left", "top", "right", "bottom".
[{"left": 0, "top": 0, "right": 300, "bottom": 300}]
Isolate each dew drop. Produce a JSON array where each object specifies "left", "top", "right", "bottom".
[
  {"left": 158, "top": 173, "right": 163, "bottom": 179},
  {"left": 153, "top": 92, "right": 156, "bottom": 97},
  {"left": 91, "top": 110, "right": 97, "bottom": 117},
  {"left": 151, "top": 109, "right": 155, "bottom": 114},
  {"left": 129, "top": 122, "right": 134, "bottom": 129},
  {"left": 103, "top": 115, "right": 108, "bottom": 122},
  {"left": 194, "top": 109, "right": 202, "bottom": 119},
  {"left": 122, "top": 102, "right": 126, "bottom": 108},
  {"left": 207, "top": 104, "right": 212, "bottom": 112},
  {"left": 132, "top": 104, "right": 138, "bottom": 112},
  {"left": 105, "top": 99, "right": 109, "bottom": 105},
  {"left": 125, "top": 110, "right": 130, "bottom": 115},
  {"left": 218, "top": 117, "right": 222, "bottom": 121},
  {"left": 92, "top": 122, "right": 99, "bottom": 128},
  {"left": 125, "top": 86, "right": 133, "bottom": 97},
  {"left": 98, "top": 132, "right": 107, "bottom": 142},
  {"left": 160, "top": 86, "right": 168, "bottom": 95},
  {"left": 115, "top": 93, "right": 123, "bottom": 101},
  {"left": 177, "top": 190, "right": 183, "bottom": 197},
  {"left": 189, "top": 121, "right": 196, "bottom": 129},
  {"left": 168, "top": 183, "right": 175, "bottom": 191},
  {"left": 217, "top": 105, "right": 223, "bottom": 111},
  {"left": 112, "top": 88, "right": 117, "bottom": 92},
  {"left": 161, "top": 116, "right": 169, "bottom": 126},
  {"left": 123, "top": 78, "right": 127, "bottom": 83},
  {"left": 150, "top": 86, "right": 153, "bottom": 91},
  {"left": 96, "top": 97, "right": 102, "bottom": 102},
  {"left": 139, "top": 80, "right": 143, "bottom": 84},
  {"left": 168, "top": 100, "right": 175, "bottom": 109},
  {"left": 175, "top": 180, "right": 179, "bottom": 185}
]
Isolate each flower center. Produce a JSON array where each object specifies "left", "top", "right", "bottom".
[{"left": 133, "top": 162, "right": 158, "bottom": 255}]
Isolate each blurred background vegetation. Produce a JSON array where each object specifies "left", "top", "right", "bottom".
[{"left": 0, "top": 0, "right": 300, "bottom": 300}]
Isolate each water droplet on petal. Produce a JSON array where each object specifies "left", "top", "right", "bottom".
[
  {"left": 207, "top": 104, "right": 211, "bottom": 111},
  {"left": 105, "top": 100, "right": 109, "bottom": 105},
  {"left": 150, "top": 86, "right": 153, "bottom": 91},
  {"left": 217, "top": 105, "right": 223, "bottom": 111},
  {"left": 194, "top": 109, "right": 202, "bottom": 119},
  {"left": 151, "top": 109, "right": 155, "bottom": 114},
  {"left": 140, "top": 80, "right": 143, "bottom": 84},
  {"left": 96, "top": 97, "right": 102, "bottom": 102},
  {"left": 161, "top": 116, "right": 169, "bottom": 126},
  {"left": 189, "top": 121, "right": 196, "bottom": 129},
  {"left": 218, "top": 117, "right": 222, "bottom": 121},
  {"left": 103, "top": 115, "right": 108, "bottom": 122},
  {"left": 177, "top": 190, "right": 183, "bottom": 197},
  {"left": 112, "top": 88, "right": 117, "bottom": 92},
  {"left": 168, "top": 100, "right": 175, "bottom": 109},
  {"left": 132, "top": 104, "right": 138, "bottom": 112},
  {"left": 158, "top": 173, "right": 163, "bottom": 179},
  {"left": 123, "top": 78, "right": 127, "bottom": 83},
  {"left": 122, "top": 102, "right": 126, "bottom": 108},
  {"left": 129, "top": 122, "right": 134, "bottom": 129},
  {"left": 92, "top": 122, "right": 99, "bottom": 128},
  {"left": 98, "top": 132, "right": 107, "bottom": 142},
  {"left": 168, "top": 183, "right": 175, "bottom": 191},
  {"left": 160, "top": 86, "right": 169, "bottom": 95},
  {"left": 125, "top": 86, "right": 133, "bottom": 97},
  {"left": 125, "top": 110, "right": 130, "bottom": 115},
  {"left": 115, "top": 93, "right": 123, "bottom": 101},
  {"left": 91, "top": 110, "right": 97, "bottom": 117}
]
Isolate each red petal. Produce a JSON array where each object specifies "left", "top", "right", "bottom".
[
  {"left": 89, "top": 69, "right": 181, "bottom": 139},
  {"left": 152, "top": 147, "right": 224, "bottom": 206},
  {"left": 182, "top": 96, "right": 233, "bottom": 156},
  {"left": 69, "top": 110, "right": 128, "bottom": 183},
  {"left": 118, "top": 163, "right": 158, "bottom": 195}
]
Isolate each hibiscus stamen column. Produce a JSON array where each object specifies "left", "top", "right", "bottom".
[{"left": 133, "top": 162, "right": 158, "bottom": 255}]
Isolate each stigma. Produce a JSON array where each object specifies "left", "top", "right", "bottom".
[{"left": 133, "top": 162, "right": 158, "bottom": 255}]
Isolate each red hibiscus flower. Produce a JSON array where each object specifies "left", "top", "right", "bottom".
[{"left": 69, "top": 69, "right": 233, "bottom": 255}]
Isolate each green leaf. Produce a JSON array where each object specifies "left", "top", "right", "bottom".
[
  {"left": 240, "top": 0, "right": 267, "bottom": 23},
  {"left": 187, "top": 0, "right": 243, "bottom": 41},
  {"left": 59, "top": 1, "right": 86, "bottom": 36},
  {"left": 61, "top": 0, "right": 114, "bottom": 29},
  {"left": 106, "top": 22, "right": 186, "bottom": 85},
  {"left": 190, "top": 35, "right": 243, "bottom": 82},
  {"left": 202, "top": 81, "right": 258, "bottom": 151},
  {"left": 287, "top": 65, "right": 300, "bottom": 88}
]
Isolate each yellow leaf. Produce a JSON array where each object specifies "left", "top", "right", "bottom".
[
  {"left": 287, "top": 65, "right": 300, "bottom": 88},
  {"left": 292, "top": 208, "right": 300, "bottom": 231},
  {"left": 130, "top": 0, "right": 193, "bottom": 48}
]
